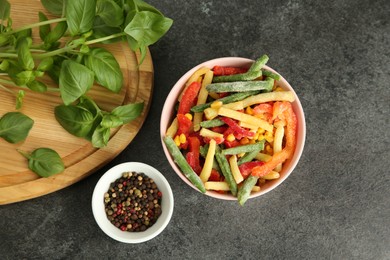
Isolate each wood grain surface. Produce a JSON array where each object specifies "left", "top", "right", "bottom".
[{"left": 0, "top": 0, "right": 154, "bottom": 204}]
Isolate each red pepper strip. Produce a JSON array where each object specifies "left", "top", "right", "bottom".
[
  {"left": 238, "top": 161, "right": 265, "bottom": 178},
  {"left": 186, "top": 137, "right": 202, "bottom": 174},
  {"left": 209, "top": 169, "right": 221, "bottom": 181},
  {"left": 177, "top": 82, "right": 201, "bottom": 115},
  {"left": 252, "top": 102, "right": 297, "bottom": 177},
  {"left": 220, "top": 117, "right": 255, "bottom": 139},
  {"left": 176, "top": 114, "right": 192, "bottom": 149},
  {"left": 212, "top": 66, "right": 248, "bottom": 76}
]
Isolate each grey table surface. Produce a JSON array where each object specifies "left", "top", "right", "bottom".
[{"left": 1, "top": 0, "right": 389, "bottom": 259}]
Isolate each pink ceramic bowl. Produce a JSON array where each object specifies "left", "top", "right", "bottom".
[{"left": 160, "top": 57, "right": 306, "bottom": 201}]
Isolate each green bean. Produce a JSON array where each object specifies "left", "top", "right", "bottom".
[
  {"left": 206, "top": 80, "right": 273, "bottom": 93},
  {"left": 212, "top": 70, "right": 261, "bottom": 83},
  {"left": 237, "top": 175, "right": 259, "bottom": 206},
  {"left": 190, "top": 90, "right": 260, "bottom": 113},
  {"left": 163, "top": 136, "right": 206, "bottom": 193},
  {"left": 199, "top": 118, "right": 225, "bottom": 128},
  {"left": 248, "top": 54, "right": 269, "bottom": 72},
  {"left": 222, "top": 142, "right": 264, "bottom": 156},
  {"left": 215, "top": 146, "right": 237, "bottom": 196},
  {"left": 262, "top": 69, "right": 281, "bottom": 80},
  {"left": 237, "top": 140, "right": 265, "bottom": 165}
]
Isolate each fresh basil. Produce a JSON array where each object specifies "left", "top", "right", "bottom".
[
  {"left": 15, "top": 90, "right": 25, "bottom": 110},
  {"left": 44, "top": 21, "right": 67, "bottom": 44},
  {"left": 18, "top": 148, "right": 64, "bottom": 177},
  {"left": 0, "top": 112, "right": 34, "bottom": 143},
  {"left": 83, "top": 48, "right": 123, "bottom": 93},
  {"left": 59, "top": 60, "right": 94, "bottom": 105},
  {"left": 66, "top": 0, "right": 97, "bottom": 36},
  {"left": 96, "top": 0, "right": 124, "bottom": 27},
  {"left": 124, "top": 11, "right": 173, "bottom": 47},
  {"left": 26, "top": 80, "right": 47, "bottom": 92},
  {"left": 38, "top": 12, "right": 51, "bottom": 41},
  {"left": 0, "top": 0, "right": 10, "bottom": 21},
  {"left": 111, "top": 102, "right": 144, "bottom": 124},
  {"left": 92, "top": 125, "right": 110, "bottom": 148},
  {"left": 16, "top": 37, "right": 34, "bottom": 71},
  {"left": 41, "top": 0, "right": 64, "bottom": 16},
  {"left": 37, "top": 57, "right": 54, "bottom": 72},
  {"left": 55, "top": 104, "right": 95, "bottom": 137},
  {"left": 92, "top": 16, "right": 122, "bottom": 43}
]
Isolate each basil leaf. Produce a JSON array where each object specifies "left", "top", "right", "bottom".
[
  {"left": 59, "top": 60, "right": 94, "bottom": 105},
  {"left": 124, "top": 11, "right": 172, "bottom": 47},
  {"left": 37, "top": 57, "right": 54, "bottom": 71},
  {"left": 0, "top": 112, "right": 34, "bottom": 143},
  {"left": 26, "top": 80, "right": 47, "bottom": 92},
  {"left": 96, "top": 0, "right": 124, "bottom": 27},
  {"left": 111, "top": 102, "right": 144, "bottom": 124},
  {"left": 44, "top": 21, "right": 67, "bottom": 44},
  {"left": 54, "top": 104, "right": 95, "bottom": 137},
  {"left": 101, "top": 113, "right": 122, "bottom": 128},
  {"left": 92, "top": 125, "right": 110, "bottom": 148},
  {"left": 41, "top": 0, "right": 64, "bottom": 16},
  {"left": 66, "top": 0, "right": 97, "bottom": 36},
  {"left": 0, "top": 59, "right": 9, "bottom": 71},
  {"left": 15, "top": 70, "right": 35, "bottom": 85},
  {"left": 0, "top": 0, "right": 10, "bottom": 20},
  {"left": 83, "top": 48, "right": 123, "bottom": 93},
  {"left": 38, "top": 12, "right": 51, "bottom": 41},
  {"left": 15, "top": 37, "right": 34, "bottom": 71},
  {"left": 129, "top": 0, "right": 163, "bottom": 15},
  {"left": 16, "top": 90, "right": 25, "bottom": 110},
  {"left": 19, "top": 148, "right": 64, "bottom": 177},
  {"left": 77, "top": 96, "right": 102, "bottom": 140},
  {"left": 92, "top": 16, "right": 122, "bottom": 43}
]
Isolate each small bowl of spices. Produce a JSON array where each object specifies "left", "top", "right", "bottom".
[{"left": 92, "top": 162, "right": 174, "bottom": 243}]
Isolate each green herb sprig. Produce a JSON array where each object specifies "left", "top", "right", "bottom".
[{"left": 0, "top": 0, "right": 172, "bottom": 177}]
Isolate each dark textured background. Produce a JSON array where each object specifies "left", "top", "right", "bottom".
[{"left": 1, "top": 0, "right": 389, "bottom": 259}]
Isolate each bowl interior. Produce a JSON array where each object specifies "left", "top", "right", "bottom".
[
  {"left": 160, "top": 57, "right": 306, "bottom": 200},
  {"left": 92, "top": 162, "right": 174, "bottom": 243}
]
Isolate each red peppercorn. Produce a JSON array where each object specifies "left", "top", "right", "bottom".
[
  {"left": 120, "top": 225, "right": 126, "bottom": 231},
  {"left": 157, "top": 191, "right": 162, "bottom": 197}
]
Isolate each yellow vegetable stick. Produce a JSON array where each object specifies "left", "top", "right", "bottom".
[
  {"left": 251, "top": 186, "right": 261, "bottom": 192},
  {"left": 165, "top": 117, "right": 178, "bottom": 138},
  {"left": 263, "top": 171, "right": 280, "bottom": 180},
  {"left": 255, "top": 152, "right": 272, "bottom": 162},
  {"left": 228, "top": 155, "right": 244, "bottom": 184},
  {"left": 205, "top": 181, "right": 230, "bottom": 191},
  {"left": 199, "top": 128, "right": 223, "bottom": 139},
  {"left": 199, "top": 139, "right": 217, "bottom": 182},
  {"left": 203, "top": 107, "right": 219, "bottom": 120},
  {"left": 193, "top": 70, "right": 214, "bottom": 131},
  {"left": 239, "top": 121, "right": 259, "bottom": 131},
  {"left": 223, "top": 101, "right": 244, "bottom": 110},
  {"left": 273, "top": 122, "right": 285, "bottom": 172},
  {"left": 178, "top": 67, "right": 211, "bottom": 101},
  {"left": 218, "top": 107, "right": 273, "bottom": 132}
]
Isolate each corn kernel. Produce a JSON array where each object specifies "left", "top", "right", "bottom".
[
  {"left": 240, "top": 137, "right": 249, "bottom": 145},
  {"left": 185, "top": 113, "right": 193, "bottom": 121},
  {"left": 226, "top": 134, "right": 235, "bottom": 142},
  {"left": 237, "top": 152, "right": 245, "bottom": 158},
  {"left": 210, "top": 101, "right": 223, "bottom": 109},
  {"left": 245, "top": 106, "right": 253, "bottom": 115},
  {"left": 254, "top": 133, "right": 260, "bottom": 140},
  {"left": 179, "top": 133, "right": 186, "bottom": 144},
  {"left": 257, "top": 134, "right": 265, "bottom": 141},
  {"left": 257, "top": 128, "right": 265, "bottom": 134},
  {"left": 265, "top": 135, "right": 274, "bottom": 144},
  {"left": 275, "top": 87, "right": 284, "bottom": 92},
  {"left": 174, "top": 135, "right": 181, "bottom": 146}
]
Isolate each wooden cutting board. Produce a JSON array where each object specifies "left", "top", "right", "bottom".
[{"left": 0, "top": 0, "right": 154, "bottom": 204}]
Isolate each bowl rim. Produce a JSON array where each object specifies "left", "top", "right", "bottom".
[
  {"left": 91, "top": 162, "right": 174, "bottom": 243},
  {"left": 160, "top": 57, "right": 306, "bottom": 201}
]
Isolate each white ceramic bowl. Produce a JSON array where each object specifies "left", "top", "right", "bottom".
[
  {"left": 92, "top": 162, "right": 174, "bottom": 243},
  {"left": 160, "top": 57, "right": 306, "bottom": 201}
]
